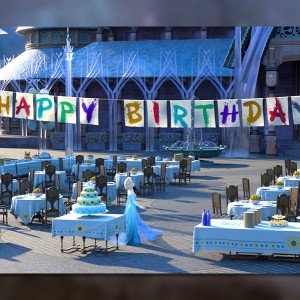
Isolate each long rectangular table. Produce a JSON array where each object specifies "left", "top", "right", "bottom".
[
  {"left": 193, "top": 219, "right": 300, "bottom": 255},
  {"left": 52, "top": 213, "right": 126, "bottom": 253}
]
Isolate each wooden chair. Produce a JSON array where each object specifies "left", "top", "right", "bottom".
[
  {"left": 261, "top": 172, "right": 272, "bottom": 187},
  {"left": 44, "top": 186, "right": 60, "bottom": 225},
  {"left": 154, "top": 162, "right": 167, "bottom": 192},
  {"left": 44, "top": 164, "right": 56, "bottom": 191},
  {"left": 147, "top": 156, "right": 155, "bottom": 167},
  {"left": 141, "top": 158, "right": 148, "bottom": 169},
  {"left": 185, "top": 157, "right": 192, "bottom": 182},
  {"left": 140, "top": 165, "right": 154, "bottom": 196},
  {"left": 95, "top": 158, "right": 105, "bottom": 175},
  {"left": 106, "top": 155, "right": 117, "bottom": 181},
  {"left": 58, "top": 157, "right": 64, "bottom": 171},
  {"left": 82, "top": 169, "right": 94, "bottom": 182},
  {"left": 18, "top": 178, "right": 32, "bottom": 195},
  {"left": 41, "top": 160, "right": 51, "bottom": 170},
  {"left": 95, "top": 175, "right": 108, "bottom": 204},
  {"left": 75, "top": 155, "right": 84, "bottom": 165},
  {"left": 242, "top": 178, "right": 250, "bottom": 199},
  {"left": 29, "top": 169, "right": 35, "bottom": 191},
  {"left": 56, "top": 173, "right": 71, "bottom": 213},
  {"left": 0, "top": 204, "right": 7, "bottom": 225},
  {"left": 276, "top": 194, "right": 290, "bottom": 220},
  {"left": 117, "top": 162, "right": 127, "bottom": 173},
  {"left": 266, "top": 169, "right": 275, "bottom": 185},
  {"left": 0, "top": 172, "right": 13, "bottom": 205},
  {"left": 98, "top": 165, "right": 105, "bottom": 177},
  {"left": 273, "top": 165, "right": 283, "bottom": 182},
  {"left": 289, "top": 187, "right": 299, "bottom": 222},
  {"left": 290, "top": 161, "right": 298, "bottom": 175},
  {"left": 284, "top": 158, "right": 291, "bottom": 176},
  {"left": 174, "top": 158, "right": 188, "bottom": 184},
  {"left": 225, "top": 185, "right": 238, "bottom": 206},
  {"left": 211, "top": 192, "right": 223, "bottom": 218}
]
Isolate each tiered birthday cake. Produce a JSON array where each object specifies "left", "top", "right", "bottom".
[{"left": 72, "top": 186, "right": 107, "bottom": 215}]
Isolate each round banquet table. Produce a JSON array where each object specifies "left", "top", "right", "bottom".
[
  {"left": 227, "top": 201, "right": 276, "bottom": 220},
  {"left": 114, "top": 171, "right": 144, "bottom": 191},
  {"left": 277, "top": 176, "right": 300, "bottom": 187},
  {"left": 71, "top": 163, "right": 95, "bottom": 181},
  {"left": 256, "top": 186, "right": 291, "bottom": 201},
  {"left": 152, "top": 165, "right": 179, "bottom": 184},
  {"left": 32, "top": 170, "right": 67, "bottom": 189}
]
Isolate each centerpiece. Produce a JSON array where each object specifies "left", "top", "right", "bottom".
[
  {"left": 87, "top": 154, "right": 94, "bottom": 158},
  {"left": 269, "top": 214, "right": 288, "bottom": 227},
  {"left": 24, "top": 151, "right": 32, "bottom": 160},
  {"left": 32, "top": 188, "right": 43, "bottom": 197},
  {"left": 275, "top": 181, "right": 284, "bottom": 189},
  {"left": 249, "top": 194, "right": 260, "bottom": 204},
  {"left": 132, "top": 154, "right": 139, "bottom": 160},
  {"left": 130, "top": 167, "right": 138, "bottom": 174},
  {"left": 293, "top": 171, "right": 300, "bottom": 178},
  {"left": 89, "top": 176, "right": 96, "bottom": 184}
]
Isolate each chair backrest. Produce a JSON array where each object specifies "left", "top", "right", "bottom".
[
  {"left": 99, "top": 165, "right": 105, "bottom": 176},
  {"left": 285, "top": 158, "right": 291, "bottom": 176},
  {"left": 290, "top": 161, "right": 298, "bottom": 175},
  {"left": 95, "top": 158, "right": 105, "bottom": 174},
  {"left": 143, "top": 165, "right": 154, "bottom": 183},
  {"left": 289, "top": 187, "right": 299, "bottom": 216},
  {"left": 76, "top": 181, "right": 83, "bottom": 199},
  {"left": 160, "top": 163, "right": 167, "bottom": 178},
  {"left": 179, "top": 158, "right": 187, "bottom": 172},
  {"left": 276, "top": 194, "right": 290, "bottom": 218},
  {"left": 141, "top": 158, "right": 148, "bottom": 169},
  {"left": 58, "top": 157, "right": 64, "bottom": 171},
  {"left": 117, "top": 162, "right": 127, "bottom": 173},
  {"left": 266, "top": 169, "right": 274, "bottom": 184},
  {"left": 75, "top": 155, "right": 84, "bottom": 164},
  {"left": 29, "top": 169, "right": 35, "bottom": 188},
  {"left": 1, "top": 172, "right": 13, "bottom": 192},
  {"left": 273, "top": 165, "right": 283, "bottom": 181},
  {"left": 225, "top": 185, "right": 238, "bottom": 205},
  {"left": 44, "top": 164, "right": 56, "bottom": 189},
  {"left": 112, "top": 155, "right": 118, "bottom": 167},
  {"left": 186, "top": 157, "right": 192, "bottom": 172},
  {"left": 147, "top": 156, "right": 155, "bottom": 167},
  {"left": 19, "top": 178, "right": 32, "bottom": 195},
  {"left": 82, "top": 169, "right": 94, "bottom": 182},
  {"left": 45, "top": 186, "right": 60, "bottom": 213},
  {"left": 212, "top": 192, "right": 222, "bottom": 214},
  {"left": 41, "top": 160, "right": 50, "bottom": 170},
  {"left": 261, "top": 172, "right": 272, "bottom": 187},
  {"left": 242, "top": 177, "right": 250, "bottom": 199},
  {"left": 95, "top": 175, "right": 108, "bottom": 195}
]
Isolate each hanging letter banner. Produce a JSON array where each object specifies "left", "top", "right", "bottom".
[
  {"left": 217, "top": 99, "right": 240, "bottom": 127},
  {"left": 170, "top": 100, "right": 191, "bottom": 128},
  {"left": 15, "top": 92, "right": 34, "bottom": 120},
  {"left": 57, "top": 96, "right": 77, "bottom": 124},
  {"left": 35, "top": 94, "right": 55, "bottom": 122},
  {"left": 124, "top": 99, "right": 144, "bottom": 127},
  {"left": 0, "top": 90, "right": 13, "bottom": 117},
  {"left": 194, "top": 100, "right": 216, "bottom": 128},
  {"left": 79, "top": 98, "right": 99, "bottom": 125},
  {"left": 146, "top": 100, "right": 168, "bottom": 128},
  {"left": 241, "top": 98, "right": 264, "bottom": 127},
  {"left": 291, "top": 96, "right": 300, "bottom": 125},
  {"left": 266, "top": 96, "right": 289, "bottom": 126}
]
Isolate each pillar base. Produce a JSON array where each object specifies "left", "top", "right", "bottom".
[
  {"left": 265, "top": 135, "right": 277, "bottom": 155},
  {"left": 250, "top": 134, "right": 260, "bottom": 153}
]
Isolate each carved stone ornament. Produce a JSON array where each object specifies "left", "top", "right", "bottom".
[{"left": 266, "top": 70, "right": 278, "bottom": 87}]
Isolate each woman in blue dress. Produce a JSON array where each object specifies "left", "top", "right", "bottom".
[{"left": 122, "top": 177, "right": 162, "bottom": 245}]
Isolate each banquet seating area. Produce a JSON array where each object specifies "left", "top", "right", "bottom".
[{"left": 0, "top": 153, "right": 201, "bottom": 228}]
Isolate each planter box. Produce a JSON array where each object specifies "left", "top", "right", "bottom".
[
  {"left": 52, "top": 141, "right": 64, "bottom": 150},
  {"left": 87, "top": 142, "right": 106, "bottom": 151},
  {"left": 123, "top": 142, "right": 143, "bottom": 151}
]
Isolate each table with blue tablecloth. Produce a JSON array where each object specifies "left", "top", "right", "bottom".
[
  {"left": 256, "top": 186, "right": 291, "bottom": 201},
  {"left": 155, "top": 159, "right": 201, "bottom": 173},
  {"left": 71, "top": 163, "right": 96, "bottom": 180},
  {"left": 104, "top": 158, "right": 143, "bottom": 171},
  {"left": 193, "top": 219, "right": 300, "bottom": 255},
  {"left": 10, "top": 194, "right": 66, "bottom": 225},
  {"left": 31, "top": 170, "right": 67, "bottom": 189},
  {"left": 115, "top": 171, "right": 144, "bottom": 191},
  {"left": 52, "top": 213, "right": 126, "bottom": 253},
  {"left": 152, "top": 165, "right": 179, "bottom": 184},
  {"left": 278, "top": 176, "right": 300, "bottom": 188}
]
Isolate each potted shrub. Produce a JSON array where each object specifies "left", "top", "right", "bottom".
[
  {"left": 86, "top": 132, "right": 108, "bottom": 150},
  {"left": 122, "top": 133, "right": 145, "bottom": 151},
  {"left": 50, "top": 132, "right": 65, "bottom": 150}
]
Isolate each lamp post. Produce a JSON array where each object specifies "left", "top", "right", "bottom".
[{"left": 63, "top": 28, "right": 74, "bottom": 158}]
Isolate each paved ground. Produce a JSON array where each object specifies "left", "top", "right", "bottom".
[{"left": 0, "top": 147, "right": 300, "bottom": 274}]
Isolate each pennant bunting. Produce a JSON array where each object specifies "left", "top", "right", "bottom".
[
  {"left": 79, "top": 98, "right": 99, "bottom": 125},
  {"left": 217, "top": 99, "right": 240, "bottom": 127},
  {"left": 291, "top": 96, "right": 300, "bottom": 125},
  {"left": 266, "top": 96, "right": 289, "bottom": 126},
  {"left": 170, "top": 100, "right": 191, "bottom": 128},
  {"left": 194, "top": 100, "right": 216, "bottom": 128},
  {"left": 146, "top": 100, "right": 168, "bottom": 128},
  {"left": 124, "top": 99, "right": 144, "bottom": 127},
  {"left": 15, "top": 92, "right": 34, "bottom": 120},
  {"left": 57, "top": 96, "right": 77, "bottom": 124},
  {"left": 0, "top": 90, "right": 13, "bottom": 118},
  {"left": 241, "top": 98, "right": 264, "bottom": 127},
  {"left": 36, "top": 94, "right": 55, "bottom": 122}
]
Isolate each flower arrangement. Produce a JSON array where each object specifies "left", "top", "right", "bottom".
[
  {"left": 86, "top": 132, "right": 108, "bottom": 143},
  {"left": 87, "top": 154, "right": 94, "bottom": 158},
  {"left": 158, "top": 133, "right": 182, "bottom": 144},
  {"left": 33, "top": 188, "right": 42, "bottom": 193},
  {"left": 4, "top": 158, "right": 11, "bottom": 162},
  {"left": 122, "top": 133, "right": 144, "bottom": 144},
  {"left": 131, "top": 167, "right": 138, "bottom": 172},
  {"left": 90, "top": 176, "right": 96, "bottom": 181},
  {"left": 275, "top": 181, "right": 284, "bottom": 186},
  {"left": 249, "top": 194, "right": 260, "bottom": 200},
  {"left": 50, "top": 132, "right": 65, "bottom": 142},
  {"left": 293, "top": 171, "right": 300, "bottom": 176},
  {"left": 163, "top": 161, "right": 170, "bottom": 165},
  {"left": 86, "top": 160, "right": 92, "bottom": 163},
  {"left": 24, "top": 151, "right": 32, "bottom": 160},
  {"left": 132, "top": 154, "right": 139, "bottom": 159}
]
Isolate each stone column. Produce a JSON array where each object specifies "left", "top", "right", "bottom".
[{"left": 265, "top": 69, "right": 278, "bottom": 155}]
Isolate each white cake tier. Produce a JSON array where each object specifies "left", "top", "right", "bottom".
[{"left": 72, "top": 203, "right": 107, "bottom": 215}]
